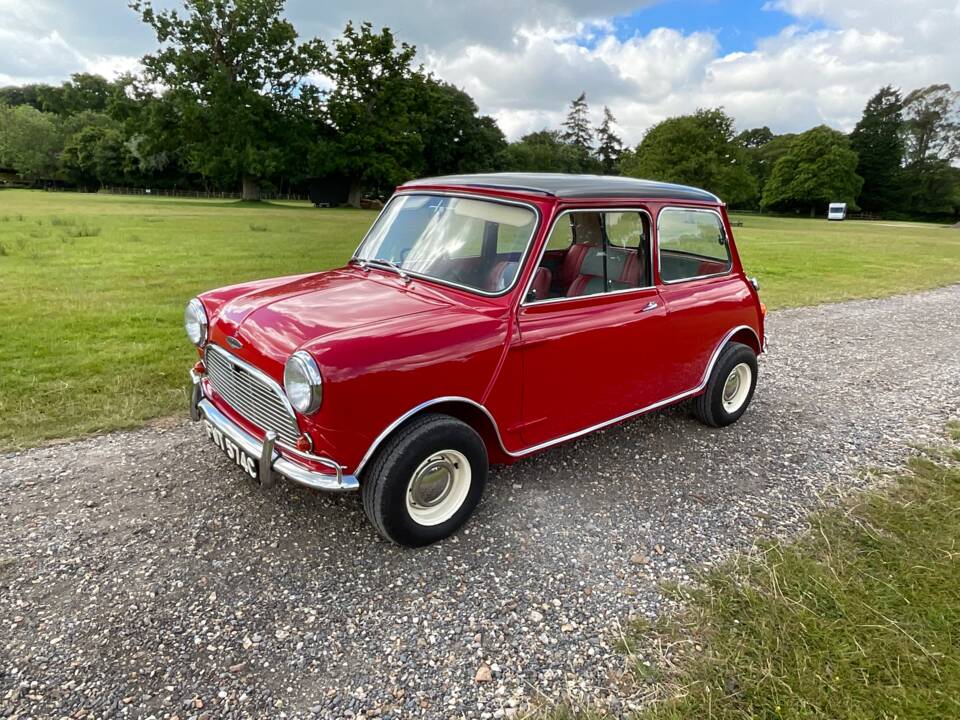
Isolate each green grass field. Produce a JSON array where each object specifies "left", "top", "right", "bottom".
[{"left": 1, "top": 189, "right": 959, "bottom": 450}]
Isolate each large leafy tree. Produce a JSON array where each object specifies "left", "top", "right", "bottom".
[
  {"left": 61, "top": 123, "right": 130, "bottom": 190},
  {"left": 310, "top": 22, "right": 422, "bottom": 206},
  {"left": 849, "top": 86, "right": 904, "bottom": 212},
  {"left": 0, "top": 104, "right": 63, "bottom": 181},
  {"left": 900, "top": 84, "right": 960, "bottom": 215},
  {"left": 594, "top": 106, "right": 623, "bottom": 175},
  {"left": 761, "top": 126, "right": 863, "bottom": 215},
  {"left": 733, "top": 127, "right": 790, "bottom": 206},
  {"left": 131, "top": 0, "right": 323, "bottom": 200},
  {"left": 411, "top": 79, "right": 506, "bottom": 176},
  {"left": 502, "top": 130, "right": 591, "bottom": 173},
  {"left": 561, "top": 92, "right": 593, "bottom": 151},
  {"left": 621, "top": 108, "right": 757, "bottom": 206}
]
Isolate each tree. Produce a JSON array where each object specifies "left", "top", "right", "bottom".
[
  {"left": 411, "top": 79, "right": 506, "bottom": 177},
  {"left": 735, "top": 126, "right": 774, "bottom": 150},
  {"left": 594, "top": 106, "right": 623, "bottom": 175},
  {"left": 849, "top": 86, "right": 904, "bottom": 212},
  {"left": 131, "top": 0, "right": 324, "bottom": 200},
  {"left": 761, "top": 126, "right": 863, "bottom": 215},
  {"left": 311, "top": 22, "right": 422, "bottom": 206},
  {"left": 502, "top": 130, "right": 590, "bottom": 173},
  {"left": 61, "top": 123, "right": 129, "bottom": 190},
  {"left": 561, "top": 92, "right": 593, "bottom": 150},
  {"left": 900, "top": 84, "right": 960, "bottom": 215},
  {"left": 0, "top": 84, "right": 48, "bottom": 111},
  {"left": 0, "top": 105, "right": 63, "bottom": 182},
  {"left": 734, "top": 127, "right": 788, "bottom": 206},
  {"left": 621, "top": 108, "right": 758, "bottom": 206}
]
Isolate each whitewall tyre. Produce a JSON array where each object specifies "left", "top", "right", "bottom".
[
  {"left": 361, "top": 414, "right": 488, "bottom": 547},
  {"left": 693, "top": 342, "right": 758, "bottom": 428}
]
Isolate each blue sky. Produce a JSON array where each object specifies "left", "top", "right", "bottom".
[
  {"left": 1, "top": 0, "right": 957, "bottom": 142},
  {"left": 611, "top": 0, "right": 825, "bottom": 53}
]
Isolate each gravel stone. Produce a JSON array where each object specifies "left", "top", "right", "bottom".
[{"left": 1, "top": 285, "right": 959, "bottom": 718}]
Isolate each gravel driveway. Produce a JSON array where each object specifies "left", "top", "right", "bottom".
[{"left": 2, "top": 285, "right": 959, "bottom": 720}]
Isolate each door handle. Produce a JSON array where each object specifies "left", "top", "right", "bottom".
[{"left": 641, "top": 301, "right": 659, "bottom": 312}]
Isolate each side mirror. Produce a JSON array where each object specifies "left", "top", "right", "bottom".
[{"left": 525, "top": 288, "right": 538, "bottom": 303}]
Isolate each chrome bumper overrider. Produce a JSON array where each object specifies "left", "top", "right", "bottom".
[{"left": 190, "top": 370, "right": 359, "bottom": 492}]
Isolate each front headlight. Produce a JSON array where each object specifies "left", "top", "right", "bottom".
[
  {"left": 184, "top": 298, "right": 208, "bottom": 346},
  {"left": 284, "top": 351, "right": 323, "bottom": 414}
]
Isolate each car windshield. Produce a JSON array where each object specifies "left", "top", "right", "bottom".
[{"left": 354, "top": 194, "right": 538, "bottom": 295}]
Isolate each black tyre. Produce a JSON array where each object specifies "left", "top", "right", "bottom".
[
  {"left": 361, "top": 413, "right": 488, "bottom": 547},
  {"left": 692, "top": 341, "right": 758, "bottom": 428}
]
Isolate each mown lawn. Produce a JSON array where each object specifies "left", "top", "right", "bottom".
[
  {"left": 0, "top": 189, "right": 959, "bottom": 450},
  {"left": 730, "top": 213, "right": 960, "bottom": 308}
]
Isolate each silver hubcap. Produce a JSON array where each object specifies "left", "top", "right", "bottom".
[
  {"left": 722, "top": 363, "right": 752, "bottom": 413},
  {"left": 405, "top": 450, "right": 471, "bottom": 526}
]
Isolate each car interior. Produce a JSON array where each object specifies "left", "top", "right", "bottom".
[
  {"left": 371, "top": 199, "right": 728, "bottom": 296},
  {"left": 527, "top": 211, "right": 653, "bottom": 301}
]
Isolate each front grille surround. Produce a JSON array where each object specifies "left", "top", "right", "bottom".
[{"left": 204, "top": 344, "right": 301, "bottom": 446}]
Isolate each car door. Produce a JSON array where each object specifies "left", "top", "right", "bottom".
[
  {"left": 513, "top": 208, "right": 671, "bottom": 448},
  {"left": 654, "top": 206, "right": 747, "bottom": 396}
]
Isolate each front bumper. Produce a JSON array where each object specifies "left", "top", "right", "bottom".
[{"left": 190, "top": 369, "right": 359, "bottom": 492}]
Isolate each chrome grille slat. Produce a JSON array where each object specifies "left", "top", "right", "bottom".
[{"left": 204, "top": 345, "right": 300, "bottom": 445}]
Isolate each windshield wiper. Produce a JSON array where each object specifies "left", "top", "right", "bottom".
[{"left": 357, "top": 257, "right": 411, "bottom": 284}]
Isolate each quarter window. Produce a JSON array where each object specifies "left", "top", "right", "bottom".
[
  {"left": 657, "top": 208, "right": 731, "bottom": 283},
  {"left": 526, "top": 210, "right": 651, "bottom": 302}
]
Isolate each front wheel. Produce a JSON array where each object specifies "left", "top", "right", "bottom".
[
  {"left": 361, "top": 414, "right": 488, "bottom": 547},
  {"left": 693, "top": 341, "right": 758, "bottom": 427}
]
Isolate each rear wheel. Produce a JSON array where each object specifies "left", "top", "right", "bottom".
[
  {"left": 361, "top": 414, "right": 488, "bottom": 547},
  {"left": 693, "top": 342, "right": 758, "bottom": 427}
]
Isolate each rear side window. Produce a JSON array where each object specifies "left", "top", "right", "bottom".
[{"left": 657, "top": 208, "right": 731, "bottom": 283}]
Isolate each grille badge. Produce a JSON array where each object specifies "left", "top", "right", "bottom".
[{"left": 226, "top": 335, "right": 243, "bottom": 349}]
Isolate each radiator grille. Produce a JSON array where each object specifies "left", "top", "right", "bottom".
[{"left": 204, "top": 345, "right": 300, "bottom": 445}]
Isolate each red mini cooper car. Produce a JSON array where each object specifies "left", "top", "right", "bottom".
[{"left": 187, "top": 173, "right": 766, "bottom": 546}]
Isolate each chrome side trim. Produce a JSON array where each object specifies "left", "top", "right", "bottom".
[
  {"left": 519, "top": 206, "right": 655, "bottom": 307},
  {"left": 353, "top": 324, "right": 760, "bottom": 474},
  {"left": 655, "top": 206, "right": 734, "bottom": 285},
  {"left": 350, "top": 191, "right": 543, "bottom": 299},
  {"left": 196, "top": 397, "right": 359, "bottom": 492}
]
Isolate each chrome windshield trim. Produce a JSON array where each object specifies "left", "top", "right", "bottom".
[
  {"left": 518, "top": 206, "right": 655, "bottom": 307},
  {"left": 655, "top": 206, "right": 733, "bottom": 285},
  {"left": 351, "top": 191, "right": 543, "bottom": 299},
  {"left": 353, "top": 324, "right": 760, "bottom": 475}
]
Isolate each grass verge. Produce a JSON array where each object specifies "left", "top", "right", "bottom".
[{"left": 551, "top": 426, "right": 960, "bottom": 719}]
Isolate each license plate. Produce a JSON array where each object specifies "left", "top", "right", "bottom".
[{"left": 204, "top": 419, "right": 258, "bottom": 480}]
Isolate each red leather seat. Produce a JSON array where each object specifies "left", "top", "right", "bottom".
[
  {"left": 620, "top": 251, "right": 641, "bottom": 286},
  {"left": 486, "top": 260, "right": 521, "bottom": 292},
  {"left": 529, "top": 266, "right": 552, "bottom": 300},
  {"left": 558, "top": 243, "right": 593, "bottom": 288}
]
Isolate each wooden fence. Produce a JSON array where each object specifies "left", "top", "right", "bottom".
[{"left": 100, "top": 186, "right": 310, "bottom": 201}]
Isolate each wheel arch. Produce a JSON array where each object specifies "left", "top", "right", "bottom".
[
  {"left": 355, "top": 397, "right": 509, "bottom": 478},
  {"left": 728, "top": 326, "right": 761, "bottom": 355}
]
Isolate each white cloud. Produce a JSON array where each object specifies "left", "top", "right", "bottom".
[{"left": 0, "top": 0, "right": 957, "bottom": 145}]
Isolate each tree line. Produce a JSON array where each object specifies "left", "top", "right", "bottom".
[{"left": 0, "top": 0, "right": 957, "bottom": 218}]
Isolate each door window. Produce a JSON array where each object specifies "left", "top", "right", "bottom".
[
  {"left": 527, "top": 210, "right": 651, "bottom": 302},
  {"left": 657, "top": 208, "right": 731, "bottom": 282}
]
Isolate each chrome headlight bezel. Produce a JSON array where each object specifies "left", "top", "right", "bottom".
[
  {"left": 283, "top": 350, "right": 323, "bottom": 415},
  {"left": 184, "top": 298, "right": 208, "bottom": 347}
]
